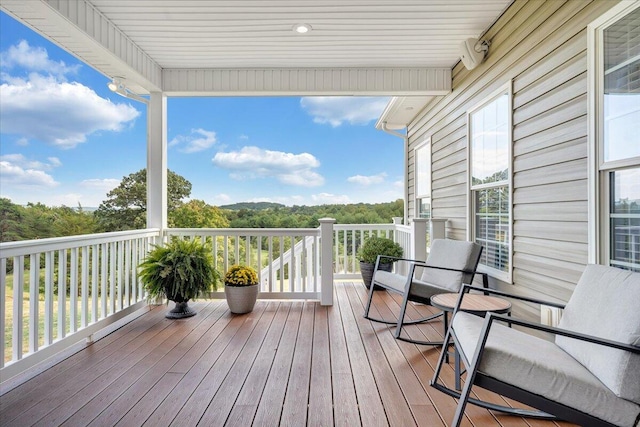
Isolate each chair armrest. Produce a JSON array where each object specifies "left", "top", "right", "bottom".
[
  {"left": 459, "top": 283, "right": 566, "bottom": 309},
  {"left": 375, "top": 255, "right": 422, "bottom": 264},
  {"left": 485, "top": 312, "right": 640, "bottom": 354}
]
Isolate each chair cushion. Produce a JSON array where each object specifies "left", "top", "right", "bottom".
[
  {"left": 453, "top": 312, "right": 640, "bottom": 427},
  {"left": 556, "top": 265, "right": 640, "bottom": 403},
  {"left": 372, "top": 270, "right": 444, "bottom": 301},
  {"left": 421, "top": 239, "right": 481, "bottom": 291}
]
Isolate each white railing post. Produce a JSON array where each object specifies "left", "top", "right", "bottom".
[
  {"left": 430, "top": 218, "right": 447, "bottom": 241},
  {"left": 318, "top": 218, "right": 336, "bottom": 306},
  {"left": 411, "top": 218, "right": 429, "bottom": 261}
]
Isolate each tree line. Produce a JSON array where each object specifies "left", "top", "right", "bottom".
[{"left": 1, "top": 169, "right": 403, "bottom": 243}]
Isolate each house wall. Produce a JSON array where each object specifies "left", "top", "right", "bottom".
[{"left": 406, "top": 0, "right": 618, "bottom": 321}]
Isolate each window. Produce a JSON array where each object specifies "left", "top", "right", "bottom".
[
  {"left": 415, "top": 139, "right": 431, "bottom": 219},
  {"left": 590, "top": 3, "right": 640, "bottom": 272},
  {"left": 468, "top": 83, "right": 512, "bottom": 281}
]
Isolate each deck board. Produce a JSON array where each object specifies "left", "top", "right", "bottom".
[{"left": 0, "top": 282, "right": 574, "bottom": 427}]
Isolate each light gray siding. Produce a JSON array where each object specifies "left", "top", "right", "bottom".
[{"left": 406, "top": 0, "right": 618, "bottom": 319}]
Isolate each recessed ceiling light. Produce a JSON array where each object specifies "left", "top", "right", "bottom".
[{"left": 293, "top": 23, "right": 312, "bottom": 34}]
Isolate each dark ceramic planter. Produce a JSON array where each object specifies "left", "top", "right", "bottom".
[{"left": 360, "top": 261, "right": 392, "bottom": 290}]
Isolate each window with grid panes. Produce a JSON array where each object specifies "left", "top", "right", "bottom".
[
  {"left": 597, "top": 5, "right": 640, "bottom": 271},
  {"left": 469, "top": 85, "right": 511, "bottom": 280}
]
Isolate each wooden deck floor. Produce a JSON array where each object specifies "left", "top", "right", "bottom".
[{"left": 0, "top": 282, "right": 574, "bottom": 427}]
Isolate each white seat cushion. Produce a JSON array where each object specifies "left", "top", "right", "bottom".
[
  {"left": 453, "top": 312, "right": 640, "bottom": 427},
  {"left": 373, "top": 270, "right": 445, "bottom": 300}
]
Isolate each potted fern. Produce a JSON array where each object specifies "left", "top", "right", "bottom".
[
  {"left": 357, "top": 236, "right": 403, "bottom": 290},
  {"left": 224, "top": 264, "right": 259, "bottom": 314},
  {"left": 138, "top": 237, "right": 220, "bottom": 318}
]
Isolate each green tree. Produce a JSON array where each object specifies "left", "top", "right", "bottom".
[
  {"left": 0, "top": 198, "right": 24, "bottom": 242},
  {"left": 170, "top": 200, "right": 230, "bottom": 228},
  {"left": 94, "top": 169, "right": 192, "bottom": 231}
]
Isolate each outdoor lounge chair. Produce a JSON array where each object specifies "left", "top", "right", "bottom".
[
  {"left": 431, "top": 264, "right": 640, "bottom": 427},
  {"left": 363, "top": 238, "right": 485, "bottom": 345}
]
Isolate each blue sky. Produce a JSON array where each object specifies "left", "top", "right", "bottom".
[{"left": 0, "top": 12, "right": 403, "bottom": 208}]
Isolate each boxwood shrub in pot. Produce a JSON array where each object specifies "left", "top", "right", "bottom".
[
  {"left": 357, "top": 236, "right": 403, "bottom": 290},
  {"left": 138, "top": 237, "right": 220, "bottom": 319}
]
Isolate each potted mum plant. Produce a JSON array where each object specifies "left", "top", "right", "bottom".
[
  {"left": 138, "top": 237, "right": 220, "bottom": 319},
  {"left": 224, "top": 264, "right": 259, "bottom": 314},
  {"left": 357, "top": 236, "right": 403, "bottom": 290}
]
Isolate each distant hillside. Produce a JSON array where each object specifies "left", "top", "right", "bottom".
[{"left": 220, "top": 202, "right": 286, "bottom": 211}]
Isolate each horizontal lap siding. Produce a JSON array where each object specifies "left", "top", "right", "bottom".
[{"left": 405, "top": 0, "right": 618, "bottom": 320}]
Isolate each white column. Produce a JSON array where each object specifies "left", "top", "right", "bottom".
[
  {"left": 147, "top": 92, "right": 167, "bottom": 231},
  {"left": 319, "top": 218, "right": 336, "bottom": 306},
  {"left": 430, "top": 218, "right": 447, "bottom": 241},
  {"left": 411, "top": 218, "right": 429, "bottom": 261}
]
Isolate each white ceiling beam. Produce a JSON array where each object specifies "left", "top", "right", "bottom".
[{"left": 162, "top": 67, "right": 451, "bottom": 96}]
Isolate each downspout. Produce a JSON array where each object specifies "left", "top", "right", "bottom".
[{"left": 381, "top": 122, "right": 409, "bottom": 225}]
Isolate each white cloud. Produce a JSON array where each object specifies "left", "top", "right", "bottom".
[
  {"left": 311, "top": 193, "right": 352, "bottom": 204},
  {"left": 300, "top": 96, "right": 389, "bottom": 127},
  {"left": 347, "top": 172, "right": 387, "bottom": 186},
  {"left": 214, "top": 193, "right": 232, "bottom": 203},
  {"left": 393, "top": 180, "right": 404, "bottom": 188},
  {"left": 0, "top": 74, "right": 140, "bottom": 148},
  {"left": 169, "top": 128, "right": 217, "bottom": 153},
  {"left": 212, "top": 146, "right": 324, "bottom": 187},
  {"left": 0, "top": 154, "right": 59, "bottom": 188},
  {"left": 1, "top": 40, "right": 80, "bottom": 78},
  {"left": 80, "top": 178, "right": 120, "bottom": 193}
]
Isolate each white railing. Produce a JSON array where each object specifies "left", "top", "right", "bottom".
[
  {"left": 0, "top": 229, "right": 159, "bottom": 379},
  {"left": 166, "top": 228, "right": 323, "bottom": 300},
  {"left": 0, "top": 218, "right": 442, "bottom": 383}
]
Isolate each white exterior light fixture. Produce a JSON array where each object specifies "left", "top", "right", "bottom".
[
  {"left": 107, "top": 77, "right": 148, "bottom": 104},
  {"left": 293, "top": 23, "right": 312, "bottom": 34}
]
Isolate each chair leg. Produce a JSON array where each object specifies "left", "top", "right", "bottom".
[
  {"left": 452, "top": 361, "right": 475, "bottom": 427},
  {"left": 363, "top": 279, "right": 376, "bottom": 319},
  {"left": 393, "top": 292, "right": 411, "bottom": 339}
]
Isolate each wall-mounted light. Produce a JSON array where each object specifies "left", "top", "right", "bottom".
[
  {"left": 293, "top": 23, "right": 312, "bottom": 34},
  {"left": 107, "top": 77, "right": 148, "bottom": 104}
]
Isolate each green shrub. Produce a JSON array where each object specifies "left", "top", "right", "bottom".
[{"left": 357, "top": 237, "right": 403, "bottom": 264}]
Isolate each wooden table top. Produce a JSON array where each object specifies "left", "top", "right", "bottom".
[{"left": 431, "top": 293, "right": 511, "bottom": 313}]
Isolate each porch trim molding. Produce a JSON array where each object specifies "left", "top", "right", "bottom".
[{"left": 161, "top": 67, "right": 452, "bottom": 96}]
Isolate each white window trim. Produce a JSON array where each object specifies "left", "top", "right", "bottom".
[
  {"left": 467, "top": 81, "right": 513, "bottom": 283},
  {"left": 587, "top": 0, "right": 640, "bottom": 265},
  {"left": 414, "top": 137, "right": 432, "bottom": 219}
]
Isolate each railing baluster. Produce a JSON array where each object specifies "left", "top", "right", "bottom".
[
  {"left": 58, "top": 249, "right": 67, "bottom": 339},
  {"left": 44, "top": 251, "right": 54, "bottom": 346},
  {"left": 109, "top": 242, "right": 115, "bottom": 316},
  {"left": 13, "top": 256, "right": 24, "bottom": 361},
  {"left": 100, "top": 244, "right": 107, "bottom": 319},
  {"left": 81, "top": 246, "right": 89, "bottom": 328},
  {"left": 124, "top": 240, "right": 130, "bottom": 308},
  {"left": 92, "top": 244, "right": 98, "bottom": 322},
  {"left": 116, "top": 242, "right": 123, "bottom": 312},
  {"left": 29, "top": 253, "right": 39, "bottom": 354},
  {"left": 70, "top": 248, "right": 78, "bottom": 333}
]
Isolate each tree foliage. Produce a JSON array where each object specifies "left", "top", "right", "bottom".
[
  {"left": 170, "top": 199, "right": 230, "bottom": 228},
  {"left": 0, "top": 199, "right": 98, "bottom": 242},
  {"left": 94, "top": 168, "right": 191, "bottom": 231}
]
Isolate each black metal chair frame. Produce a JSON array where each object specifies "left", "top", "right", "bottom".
[
  {"left": 363, "top": 250, "right": 486, "bottom": 346},
  {"left": 430, "top": 284, "right": 640, "bottom": 427}
]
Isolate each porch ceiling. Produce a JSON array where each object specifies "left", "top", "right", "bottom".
[{"left": 0, "top": 0, "right": 510, "bottom": 99}]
